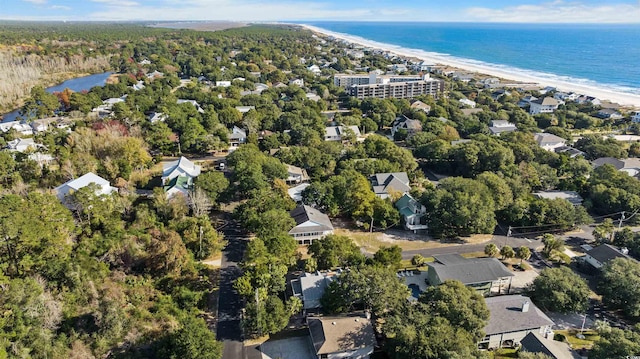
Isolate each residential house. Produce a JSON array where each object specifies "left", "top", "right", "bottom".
[
  {"left": 391, "top": 115, "right": 422, "bottom": 138},
  {"left": 530, "top": 97, "right": 560, "bottom": 115},
  {"left": 0, "top": 120, "right": 34, "bottom": 136},
  {"left": 307, "top": 64, "right": 322, "bottom": 75},
  {"left": 306, "top": 92, "right": 321, "bottom": 102},
  {"left": 163, "top": 175, "right": 191, "bottom": 199},
  {"left": 148, "top": 112, "right": 167, "bottom": 123},
  {"left": 131, "top": 81, "right": 145, "bottom": 91},
  {"left": 145, "top": 70, "right": 163, "bottom": 80},
  {"left": 518, "top": 95, "right": 538, "bottom": 108},
  {"left": 291, "top": 271, "right": 339, "bottom": 311},
  {"left": 533, "top": 191, "right": 584, "bottom": 206},
  {"left": 289, "top": 205, "right": 334, "bottom": 245},
  {"left": 6, "top": 138, "right": 41, "bottom": 152},
  {"left": 370, "top": 172, "right": 411, "bottom": 199},
  {"left": 597, "top": 108, "right": 623, "bottom": 119},
  {"left": 138, "top": 59, "right": 151, "bottom": 65},
  {"left": 30, "top": 117, "right": 61, "bottom": 133},
  {"left": 162, "top": 156, "right": 201, "bottom": 184},
  {"left": 409, "top": 99, "right": 431, "bottom": 113},
  {"left": 534, "top": 133, "right": 567, "bottom": 152},
  {"left": 290, "top": 78, "right": 304, "bottom": 87},
  {"left": 459, "top": 98, "right": 477, "bottom": 108},
  {"left": 632, "top": 111, "right": 640, "bottom": 123},
  {"left": 176, "top": 99, "right": 205, "bottom": 114},
  {"left": 553, "top": 92, "right": 578, "bottom": 102},
  {"left": 324, "top": 125, "right": 362, "bottom": 142},
  {"left": 286, "top": 164, "right": 310, "bottom": 184},
  {"left": 395, "top": 194, "right": 428, "bottom": 232},
  {"left": 489, "top": 120, "right": 517, "bottom": 136},
  {"left": 554, "top": 146, "right": 585, "bottom": 158},
  {"left": 575, "top": 95, "right": 601, "bottom": 106},
  {"left": 520, "top": 332, "right": 581, "bottom": 359},
  {"left": 479, "top": 295, "right": 554, "bottom": 349},
  {"left": 308, "top": 315, "right": 376, "bottom": 359},
  {"left": 55, "top": 172, "right": 117, "bottom": 204},
  {"left": 287, "top": 183, "right": 310, "bottom": 203},
  {"left": 229, "top": 126, "right": 247, "bottom": 148},
  {"left": 235, "top": 106, "right": 255, "bottom": 114},
  {"left": 592, "top": 157, "right": 640, "bottom": 178},
  {"left": 426, "top": 254, "right": 514, "bottom": 296},
  {"left": 491, "top": 89, "right": 511, "bottom": 100},
  {"left": 582, "top": 244, "right": 633, "bottom": 270}
]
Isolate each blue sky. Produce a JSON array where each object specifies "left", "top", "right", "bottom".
[{"left": 4, "top": 0, "right": 640, "bottom": 22}]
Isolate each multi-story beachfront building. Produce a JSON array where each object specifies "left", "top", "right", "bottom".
[
  {"left": 333, "top": 72, "right": 425, "bottom": 88},
  {"left": 348, "top": 78, "right": 445, "bottom": 100}
]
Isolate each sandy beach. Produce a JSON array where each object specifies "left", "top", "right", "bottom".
[{"left": 300, "top": 24, "right": 640, "bottom": 108}]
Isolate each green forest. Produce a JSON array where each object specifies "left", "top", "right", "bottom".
[{"left": 1, "top": 21, "right": 640, "bottom": 359}]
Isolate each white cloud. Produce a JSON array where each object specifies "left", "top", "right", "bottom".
[
  {"left": 50, "top": 4, "right": 71, "bottom": 10},
  {"left": 87, "top": 0, "right": 378, "bottom": 21},
  {"left": 465, "top": 1, "right": 640, "bottom": 23},
  {"left": 23, "top": 0, "right": 48, "bottom": 4},
  {"left": 91, "top": 0, "right": 140, "bottom": 7}
]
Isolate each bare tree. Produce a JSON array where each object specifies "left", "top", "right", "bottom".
[{"left": 189, "top": 187, "right": 212, "bottom": 217}]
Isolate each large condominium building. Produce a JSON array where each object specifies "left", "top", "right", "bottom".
[
  {"left": 348, "top": 78, "right": 444, "bottom": 100},
  {"left": 333, "top": 72, "right": 424, "bottom": 88}
]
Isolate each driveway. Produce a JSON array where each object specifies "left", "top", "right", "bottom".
[
  {"left": 260, "top": 336, "right": 316, "bottom": 359},
  {"left": 547, "top": 312, "right": 594, "bottom": 330}
]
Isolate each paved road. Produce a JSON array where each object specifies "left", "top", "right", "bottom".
[
  {"left": 402, "top": 235, "right": 537, "bottom": 260},
  {"left": 216, "top": 218, "right": 248, "bottom": 359}
]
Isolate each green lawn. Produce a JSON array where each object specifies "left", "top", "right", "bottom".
[{"left": 554, "top": 329, "right": 600, "bottom": 349}]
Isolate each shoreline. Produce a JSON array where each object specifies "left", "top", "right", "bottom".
[{"left": 299, "top": 24, "right": 640, "bottom": 108}]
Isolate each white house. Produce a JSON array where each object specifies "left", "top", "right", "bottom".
[
  {"left": 632, "top": 111, "right": 640, "bottom": 123},
  {"left": 307, "top": 64, "right": 322, "bottom": 75},
  {"left": 235, "top": 106, "right": 255, "bottom": 114},
  {"left": 292, "top": 271, "right": 339, "bottom": 310},
  {"left": 583, "top": 244, "right": 633, "bottom": 270},
  {"left": 324, "top": 125, "right": 362, "bottom": 142},
  {"left": 308, "top": 315, "right": 376, "bottom": 359},
  {"left": 145, "top": 70, "right": 163, "bottom": 79},
  {"left": 289, "top": 78, "right": 304, "bottom": 87},
  {"left": 287, "top": 183, "right": 310, "bottom": 203},
  {"left": 6, "top": 138, "right": 41, "bottom": 152},
  {"left": 285, "top": 164, "right": 310, "bottom": 184},
  {"left": 176, "top": 99, "right": 205, "bottom": 114},
  {"left": 459, "top": 98, "right": 476, "bottom": 108},
  {"left": 530, "top": 97, "right": 560, "bottom": 115},
  {"left": 215, "top": 81, "right": 231, "bottom": 88},
  {"left": 289, "top": 205, "right": 334, "bottom": 245},
  {"left": 162, "top": 156, "right": 201, "bottom": 184},
  {"left": 0, "top": 121, "right": 34, "bottom": 136},
  {"left": 533, "top": 191, "right": 584, "bottom": 206},
  {"left": 229, "top": 126, "right": 247, "bottom": 148},
  {"left": 149, "top": 112, "right": 167, "bottom": 123},
  {"left": 55, "top": 172, "right": 117, "bottom": 203},
  {"left": 489, "top": 120, "right": 517, "bottom": 136},
  {"left": 597, "top": 108, "right": 623, "bottom": 119},
  {"left": 592, "top": 157, "right": 640, "bottom": 178},
  {"left": 518, "top": 95, "right": 538, "bottom": 108},
  {"left": 534, "top": 133, "right": 567, "bottom": 152},
  {"left": 479, "top": 295, "right": 555, "bottom": 349}
]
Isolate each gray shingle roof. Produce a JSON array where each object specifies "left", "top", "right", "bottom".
[
  {"left": 535, "top": 133, "right": 567, "bottom": 146},
  {"left": 428, "top": 254, "right": 514, "bottom": 285},
  {"left": 484, "top": 295, "right": 554, "bottom": 335},
  {"left": 586, "top": 244, "right": 631, "bottom": 264},
  {"left": 289, "top": 205, "right": 334, "bottom": 234},
  {"left": 371, "top": 172, "right": 411, "bottom": 195},
  {"left": 520, "top": 332, "right": 581, "bottom": 359}
]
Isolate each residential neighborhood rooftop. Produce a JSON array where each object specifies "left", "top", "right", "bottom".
[
  {"left": 484, "top": 295, "right": 554, "bottom": 336},
  {"left": 427, "top": 254, "right": 514, "bottom": 285},
  {"left": 308, "top": 314, "right": 376, "bottom": 356}
]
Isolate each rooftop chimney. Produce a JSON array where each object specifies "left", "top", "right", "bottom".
[{"left": 522, "top": 301, "right": 530, "bottom": 313}]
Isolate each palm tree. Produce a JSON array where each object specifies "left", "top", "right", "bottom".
[{"left": 500, "top": 245, "right": 515, "bottom": 260}]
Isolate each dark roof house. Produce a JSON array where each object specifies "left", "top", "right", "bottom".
[
  {"left": 520, "top": 332, "right": 581, "bottom": 359},
  {"left": 426, "top": 254, "right": 514, "bottom": 296},
  {"left": 583, "top": 244, "right": 633, "bottom": 269},
  {"left": 289, "top": 205, "right": 334, "bottom": 245},
  {"left": 370, "top": 172, "right": 411, "bottom": 199}
]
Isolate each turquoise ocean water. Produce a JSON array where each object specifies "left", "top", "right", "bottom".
[{"left": 303, "top": 22, "right": 640, "bottom": 96}]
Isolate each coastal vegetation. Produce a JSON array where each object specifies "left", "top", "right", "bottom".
[{"left": 0, "top": 21, "right": 640, "bottom": 358}]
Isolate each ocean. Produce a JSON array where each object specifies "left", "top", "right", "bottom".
[{"left": 302, "top": 22, "right": 640, "bottom": 96}]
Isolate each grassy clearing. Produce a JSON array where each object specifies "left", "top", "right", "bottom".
[
  {"left": 490, "top": 348, "right": 518, "bottom": 358},
  {"left": 554, "top": 329, "right": 600, "bottom": 349},
  {"left": 335, "top": 228, "right": 452, "bottom": 253}
]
